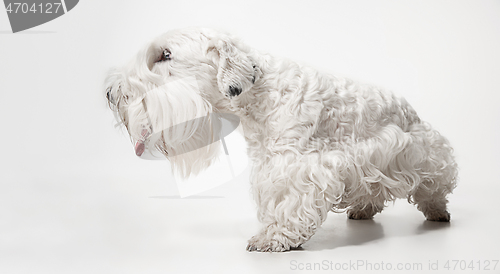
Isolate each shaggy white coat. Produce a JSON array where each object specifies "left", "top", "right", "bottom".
[{"left": 105, "top": 28, "right": 458, "bottom": 252}]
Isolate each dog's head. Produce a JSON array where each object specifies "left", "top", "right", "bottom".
[{"left": 104, "top": 28, "right": 255, "bottom": 177}]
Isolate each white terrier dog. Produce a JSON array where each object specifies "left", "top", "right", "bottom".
[{"left": 105, "top": 28, "right": 458, "bottom": 252}]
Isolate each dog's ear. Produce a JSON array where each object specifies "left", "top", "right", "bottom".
[{"left": 208, "top": 35, "right": 256, "bottom": 98}]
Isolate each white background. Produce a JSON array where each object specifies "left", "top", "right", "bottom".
[{"left": 1, "top": 0, "right": 499, "bottom": 273}]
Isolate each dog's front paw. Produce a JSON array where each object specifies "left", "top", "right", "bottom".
[{"left": 246, "top": 233, "right": 291, "bottom": 252}]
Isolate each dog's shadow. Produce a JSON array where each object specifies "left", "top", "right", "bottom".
[
  {"left": 302, "top": 214, "right": 450, "bottom": 251},
  {"left": 416, "top": 219, "right": 451, "bottom": 234},
  {"left": 303, "top": 217, "right": 384, "bottom": 251}
]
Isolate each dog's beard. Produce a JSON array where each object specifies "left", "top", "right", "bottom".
[{"left": 123, "top": 77, "right": 221, "bottom": 178}]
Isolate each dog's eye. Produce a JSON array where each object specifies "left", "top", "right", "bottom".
[{"left": 159, "top": 49, "right": 172, "bottom": 62}]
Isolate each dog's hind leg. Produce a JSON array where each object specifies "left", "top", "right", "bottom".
[
  {"left": 411, "top": 181, "right": 452, "bottom": 222},
  {"left": 407, "top": 123, "right": 458, "bottom": 222},
  {"left": 246, "top": 152, "right": 344, "bottom": 252}
]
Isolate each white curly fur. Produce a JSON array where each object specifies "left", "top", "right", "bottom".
[{"left": 105, "top": 27, "right": 458, "bottom": 252}]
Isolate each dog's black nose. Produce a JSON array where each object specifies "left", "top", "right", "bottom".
[{"left": 228, "top": 85, "right": 242, "bottom": 97}]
